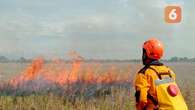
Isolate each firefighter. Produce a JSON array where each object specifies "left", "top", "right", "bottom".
[{"left": 134, "top": 38, "right": 188, "bottom": 110}]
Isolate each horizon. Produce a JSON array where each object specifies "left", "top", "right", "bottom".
[{"left": 0, "top": 55, "right": 194, "bottom": 62}]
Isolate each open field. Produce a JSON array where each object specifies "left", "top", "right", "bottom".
[{"left": 0, "top": 62, "right": 195, "bottom": 110}]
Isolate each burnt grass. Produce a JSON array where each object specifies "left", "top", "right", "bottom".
[
  {"left": 0, "top": 79, "right": 131, "bottom": 100},
  {"left": 0, "top": 80, "right": 133, "bottom": 110}
]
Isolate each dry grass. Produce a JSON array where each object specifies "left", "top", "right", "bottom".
[
  {"left": 0, "top": 89, "right": 135, "bottom": 110},
  {"left": 0, "top": 62, "right": 194, "bottom": 110}
]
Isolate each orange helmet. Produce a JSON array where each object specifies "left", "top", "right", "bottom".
[{"left": 143, "top": 38, "right": 164, "bottom": 60}]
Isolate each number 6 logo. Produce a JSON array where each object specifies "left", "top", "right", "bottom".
[{"left": 165, "top": 6, "right": 182, "bottom": 23}]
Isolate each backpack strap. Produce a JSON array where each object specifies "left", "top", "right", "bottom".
[
  {"left": 143, "top": 94, "right": 159, "bottom": 110},
  {"left": 148, "top": 67, "right": 162, "bottom": 80},
  {"left": 138, "top": 65, "right": 150, "bottom": 75},
  {"left": 148, "top": 66, "right": 172, "bottom": 80},
  {"left": 147, "top": 94, "right": 158, "bottom": 106}
]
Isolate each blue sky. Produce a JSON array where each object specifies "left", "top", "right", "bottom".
[{"left": 0, "top": 0, "right": 194, "bottom": 59}]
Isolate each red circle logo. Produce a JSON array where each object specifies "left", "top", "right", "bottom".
[{"left": 167, "top": 84, "right": 179, "bottom": 97}]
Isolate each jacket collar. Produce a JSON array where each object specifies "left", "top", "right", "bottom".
[{"left": 145, "top": 60, "right": 163, "bottom": 66}]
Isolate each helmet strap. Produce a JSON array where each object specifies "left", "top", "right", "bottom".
[{"left": 142, "top": 49, "right": 156, "bottom": 65}]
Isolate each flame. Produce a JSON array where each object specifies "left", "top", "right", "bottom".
[
  {"left": 9, "top": 56, "right": 130, "bottom": 88},
  {"left": 22, "top": 57, "right": 43, "bottom": 80},
  {"left": 9, "top": 57, "right": 44, "bottom": 86}
]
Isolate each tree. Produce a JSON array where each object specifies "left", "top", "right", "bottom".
[{"left": 0, "top": 56, "right": 9, "bottom": 62}]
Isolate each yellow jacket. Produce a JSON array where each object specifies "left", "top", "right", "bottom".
[{"left": 135, "top": 62, "right": 175, "bottom": 110}]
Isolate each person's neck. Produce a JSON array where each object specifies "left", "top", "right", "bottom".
[
  {"left": 144, "top": 60, "right": 163, "bottom": 66},
  {"left": 144, "top": 59, "right": 158, "bottom": 66}
]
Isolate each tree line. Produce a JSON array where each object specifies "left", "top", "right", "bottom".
[{"left": 0, "top": 56, "right": 195, "bottom": 63}]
